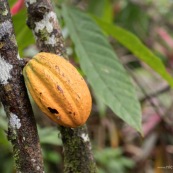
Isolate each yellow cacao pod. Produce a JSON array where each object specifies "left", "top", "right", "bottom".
[{"left": 23, "top": 52, "right": 92, "bottom": 127}]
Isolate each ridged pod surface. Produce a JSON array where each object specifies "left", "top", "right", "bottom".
[{"left": 23, "top": 52, "right": 92, "bottom": 127}]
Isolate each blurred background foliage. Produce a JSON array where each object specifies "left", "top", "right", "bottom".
[{"left": 1, "top": 0, "right": 173, "bottom": 172}]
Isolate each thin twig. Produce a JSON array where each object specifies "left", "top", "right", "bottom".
[{"left": 140, "top": 85, "right": 170, "bottom": 103}]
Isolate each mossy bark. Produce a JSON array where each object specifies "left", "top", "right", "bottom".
[
  {"left": 0, "top": 1, "right": 44, "bottom": 172},
  {"left": 60, "top": 125, "right": 97, "bottom": 173}
]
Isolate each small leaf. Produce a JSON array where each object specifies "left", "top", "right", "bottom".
[
  {"left": 94, "top": 18, "right": 173, "bottom": 87},
  {"left": 62, "top": 5, "right": 142, "bottom": 132}
]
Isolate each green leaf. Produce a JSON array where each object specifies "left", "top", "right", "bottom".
[
  {"left": 115, "top": 2, "right": 149, "bottom": 39},
  {"left": 12, "top": 9, "right": 35, "bottom": 57},
  {"left": 62, "top": 5, "right": 142, "bottom": 132},
  {"left": 101, "top": 0, "right": 113, "bottom": 23},
  {"left": 94, "top": 18, "right": 173, "bottom": 87},
  {"left": 95, "top": 93, "right": 107, "bottom": 117},
  {"left": 88, "top": 0, "right": 113, "bottom": 23},
  {"left": 88, "top": 0, "right": 106, "bottom": 17},
  {"left": 38, "top": 126, "right": 62, "bottom": 146}
]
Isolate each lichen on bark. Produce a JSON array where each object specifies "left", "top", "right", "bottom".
[
  {"left": 0, "top": 1, "right": 44, "bottom": 172},
  {"left": 60, "top": 125, "right": 97, "bottom": 173},
  {"left": 26, "top": 0, "right": 66, "bottom": 57}
]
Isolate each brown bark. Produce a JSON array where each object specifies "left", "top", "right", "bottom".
[
  {"left": 0, "top": 1, "right": 44, "bottom": 172},
  {"left": 26, "top": 0, "right": 66, "bottom": 57},
  {"left": 25, "top": 0, "right": 97, "bottom": 172},
  {"left": 59, "top": 125, "right": 97, "bottom": 173}
]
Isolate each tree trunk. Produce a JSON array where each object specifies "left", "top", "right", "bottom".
[{"left": 0, "top": 0, "right": 44, "bottom": 172}]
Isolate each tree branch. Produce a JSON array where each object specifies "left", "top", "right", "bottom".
[
  {"left": 25, "top": 0, "right": 97, "bottom": 172},
  {"left": 0, "top": 1, "right": 44, "bottom": 172},
  {"left": 59, "top": 125, "right": 96, "bottom": 173},
  {"left": 26, "top": 0, "right": 66, "bottom": 57}
]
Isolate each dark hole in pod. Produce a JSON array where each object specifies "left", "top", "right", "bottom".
[{"left": 48, "top": 107, "right": 59, "bottom": 114}]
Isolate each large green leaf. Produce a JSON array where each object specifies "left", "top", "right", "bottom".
[
  {"left": 62, "top": 5, "right": 142, "bottom": 132},
  {"left": 95, "top": 18, "right": 173, "bottom": 87}
]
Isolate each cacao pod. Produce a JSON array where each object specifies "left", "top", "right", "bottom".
[{"left": 23, "top": 52, "right": 92, "bottom": 127}]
